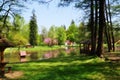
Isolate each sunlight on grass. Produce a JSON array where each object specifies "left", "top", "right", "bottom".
[{"left": 6, "top": 55, "right": 120, "bottom": 80}]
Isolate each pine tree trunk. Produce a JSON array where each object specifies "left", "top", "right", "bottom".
[
  {"left": 96, "top": 0, "right": 105, "bottom": 57},
  {"left": 90, "top": 0, "right": 95, "bottom": 55},
  {"left": 105, "top": 1, "right": 111, "bottom": 52},
  {"left": 108, "top": 0, "right": 115, "bottom": 51},
  {"left": 94, "top": 0, "right": 98, "bottom": 54}
]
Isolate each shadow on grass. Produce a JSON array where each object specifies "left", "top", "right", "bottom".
[
  {"left": 14, "top": 55, "right": 95, "bottom": 63},
  {"left": 37, "top": 63, "right": 120, "bottom": 80},
  {"left": 8, "top": 55, "right": 120, "bottom": 80}
]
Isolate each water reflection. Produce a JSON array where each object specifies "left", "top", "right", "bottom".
[
  {"left": 4, "top": 47, "right": 79, "bottom": 63},
  {"left": 20, "top": 58, "right": 27, "bottom": 62},
  {"left": 42, "top": 50, "right": 59, "bottom": 59},
  {"left": 29, "top": 52, "right": 39, "bottom": 60},
  {"left": 19, "top": 51, "right": 27, "bottom": 62}
]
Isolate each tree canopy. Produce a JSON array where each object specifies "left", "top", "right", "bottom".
[{"left": 0, "top": 0, "right": 120, "bottom": 57}]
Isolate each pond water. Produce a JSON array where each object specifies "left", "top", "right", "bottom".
[{"left": 4, "top": 47, "right": 80, "bottom": 63}]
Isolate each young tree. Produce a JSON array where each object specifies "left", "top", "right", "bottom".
[
  {"left": 13, "top": 14, "right": 25, "bottom": 31},
  {"left": 7, "top": 15, "right": 29, "bottom": 45},
  {"left": 67, "top": 20, "right": 78, "bottom": 42},
  {"left": 29, "top": 10, "right": 38, "bottom": 46},
  {"left": 0, "top": 0, "right": 28, "bottom": 37},
  {"left": 57, "top": 26, "right": 66, "bottom": 45},
  {"left": 41, "top": 26, "right": 48, "bottom": 42},
  {"left": 48, "top": 25, "right": 57, "bottom": 39}
]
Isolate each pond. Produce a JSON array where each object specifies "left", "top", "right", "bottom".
[{"left": 4, "top": 47, "right": 80, "bottom": 63}]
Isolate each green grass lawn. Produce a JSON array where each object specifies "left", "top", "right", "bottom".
[
  {"left": 6, "top": 55, "right": 120, "bottom": 80},
  {"left": 5, "top": 46, "right": 62, "bottom": 53}
]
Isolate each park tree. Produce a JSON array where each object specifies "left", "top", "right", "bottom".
[
  {"left": 78, "top": 22, "right": 90, "bottom": 41},
  {"left": 20, "top": 24, "right": 29, "bottom": 42},
  {"left": 89, "top": 0, "right": 118, "bottom": 56},
  {"left": 57, "top": 25, "right": 67, "bottom": 45},
  {"left": 0, "top": 16, "right": 12, "bottom": 37},
  {"left": 7, "top": 15, "right": 28, "bottom": 45},
  {"left": 67, "top": 20, "right": 78, "bottom": 42},
  {"left": 41, "top": 26, "right": 48, "bottom": 42},
  {"left": 0, "top": 0, "right": 28, "bottom": 37},
  {"left": 29, "top": 10, "right": 38, "bottom": 46},
  {"left": 0, "top": 0, "right": 30, "bottom": 77},
  {"left": 113, "top": 22, "right": 120, "bottom": 42},
  {"left": 13, "top": 14, "right": 25, "bottom": 31},
  {"left": 58, "top": 0, "right": 120, "bottom": 57},
  {"left": 48, "top": 25, "right": 57, "bottom": 39}
]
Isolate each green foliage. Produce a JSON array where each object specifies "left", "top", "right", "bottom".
[
  {"left": 0, "top": 0, "right": 27, "bottom": 35},
  {"left": 41, "top": 26, "right": 48, "bottom": 41},
  {"left": 48, "top": 25, "right": 57, "bottom": 39},
  {"left": 13, "top": 14, "right": 25, "bottom": 31},
  {"left": 67, "top": 20, "right": 78, "bottom": 42},
  {"left": 29, "top": 11, "right": 38, "bottom": 46},
  {"left": 36, "top": 34, "right": 42, "bottom": 46},
  {"left": 58, "top": 51, "right": 67, "bottom": 57},
  {"left": 57, "top": 26, "right": 66, "bottom": 45},
  {"left": 20, "top": 24, "right": 29, "bottom": 41},
  {"left": 0, "top": 16, "right": 12, "bottom": 35},
  {"left": 6, "top": 15, "right": 29, "bottom": 46},
  {"left": 7, "top": 31, "right": 28, "bottom": 46},
  {"left": 78, "top": 22, "right": 90, "bottom": 42},
  {"left": 113, "top": 22, "right": 120, "bottom": 42},
  {"left": 13, "top": 33, "right": 28, "bottom": 45}
]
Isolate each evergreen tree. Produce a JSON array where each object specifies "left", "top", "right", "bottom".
[{"left": 29, "top": 10, "right": 38, "bottom": 46}]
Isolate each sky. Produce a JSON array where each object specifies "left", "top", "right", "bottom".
[{"left": 21, "top": 1, "right": 82, "bottom": 33}]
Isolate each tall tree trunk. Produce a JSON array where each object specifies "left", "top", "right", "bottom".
[
  {"left": 96, "top": 0, "right": 106, "bottom": 57},
  {"left": 105, "top": 1, "right": 112, "bottom": 52},
  {"left": 108, "top": 0, "right": 115, "bottom": 51},
  {"left": 94, "top": 0, "right": 98, "bottom": 54},
  {"left": 90, "top": 0, "right": 95, "bottom": 55}
]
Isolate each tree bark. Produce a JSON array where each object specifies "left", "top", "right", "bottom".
[
  {"left": 105, "top": 2, "right": 112, "bottom": 52},
  {"left": 94, "top": 0, "right": 98, "bottom": 54},
  {"left": 107, "top": 0, "right": 115, "bottom": 51},
  {"left": 90, "top": 0, "right": 95, "bottom": 55},
  {"left": 96, "top": 0, "right": 106, "bottom": 57}
]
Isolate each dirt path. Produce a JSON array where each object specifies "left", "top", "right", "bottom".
[{"left": 0, "top": 71, "right": 23, "bottom": 80}]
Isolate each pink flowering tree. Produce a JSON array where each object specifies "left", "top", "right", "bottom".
[
  {"left": 44, "top": 38, "right": 52, "bottom": 46},
  {"left": 44, "top": 38, "right": 58, "bottom": 46}
]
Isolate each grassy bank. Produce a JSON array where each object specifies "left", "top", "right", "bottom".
[
  {"left": 4, "top": 46, "right": 63, "bottom": 53},
  {"left": 6, "top": 55, "right": 120, "bottom": 80}
]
